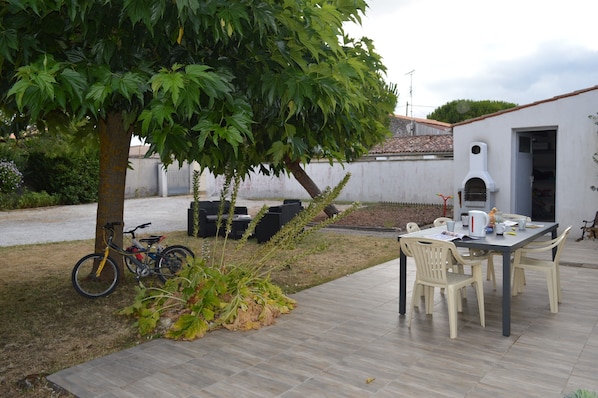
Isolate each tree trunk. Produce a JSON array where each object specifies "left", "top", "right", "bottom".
[
  {"left": 284, "top": 157, "right": 339, "bottom": 218},
  {"left": 95, "top": 112, "right": 133, "bottom": 273}
]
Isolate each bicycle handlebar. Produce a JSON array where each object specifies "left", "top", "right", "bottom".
[
  {"left": 125, "top": 222, "right": 151, "bottom": 234},
  {"left": 103, "top": 222, "right": 151, "bottom": 234}
]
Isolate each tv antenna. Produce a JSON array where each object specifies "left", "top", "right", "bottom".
[
  {"left": 405, "top": 70, "right": 415, "bottom": 134},
  {"left": 405, "top": 70, "right": 415, "bottom": 119}
]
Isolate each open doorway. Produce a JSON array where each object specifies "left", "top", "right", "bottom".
[
  {"left": 531, "top": 130, "right": 556, "bottom": 221},
  {"left": 514, "top": 129, "right": 556, "bottom": 221}
]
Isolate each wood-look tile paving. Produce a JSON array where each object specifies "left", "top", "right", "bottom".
[{"left": 48, "top": 238, "right": 598, "bottom": 397}]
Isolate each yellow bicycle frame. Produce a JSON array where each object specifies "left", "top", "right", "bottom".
[{"left": 94, "top": 246, "right": 111, "bottom": 278}]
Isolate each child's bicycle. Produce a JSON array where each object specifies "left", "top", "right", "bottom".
[{"left": 72, "top": 221, "right": 195, "bottom": 298}]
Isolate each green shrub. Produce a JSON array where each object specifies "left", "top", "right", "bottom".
[
  {"left": 17, "top": 190, "right": 60, "bottom": 208},
  {"left": 564, "top": 389, "right": 598, "bottom": 398},
  {"left": 0, "top": 189, "right": 60, "bottom": 210},
  {"left": 0, "top": 160, "right": 23, "bottom": 194},
  {"left": 24, "top": 150, "right": 99, "bottom": 205},
  {"left": 0, "top": 144, "right": 27, "bottom": 171}
]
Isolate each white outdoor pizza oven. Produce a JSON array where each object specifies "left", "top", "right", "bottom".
[{"left": 459, "top": 141, "right": 498, "bottom": 215}]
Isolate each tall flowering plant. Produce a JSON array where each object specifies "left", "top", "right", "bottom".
[{"left": 0, "top": 160, "right": 23, "bottom": 194}]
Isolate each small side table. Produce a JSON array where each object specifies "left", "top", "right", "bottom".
[{"left": 230, "top": 215, "right": 252, "bottom": 239}]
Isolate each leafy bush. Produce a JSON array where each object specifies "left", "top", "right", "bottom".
[
  {"left": 24, "top": 150, "right": 99, "bottom": 205},
  {"left": 0, "top": 189, "right": 60, "bottom": 210},
  {"left": 0, "top": 160, "right": 23, "bottom": 193},
  {"left": 0, "top": 144, "right": 27, "bottom": 171},
  {"left": 564, "top": 389, "right": 598, "bottom": 398},
  {"left": 427, "top": 99, "right": 518, "bottom": 123},
  {"left": 121, "top": 173, "right": 359, "bottom": 340}
]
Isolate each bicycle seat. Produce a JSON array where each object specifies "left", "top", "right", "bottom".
[{"left": 140, "top": 235, "right": 165, "bottom": 244}]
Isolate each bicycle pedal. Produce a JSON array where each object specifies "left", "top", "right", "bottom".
[{"left": 135, "top": 267, "right": 150, "bottom": 277}]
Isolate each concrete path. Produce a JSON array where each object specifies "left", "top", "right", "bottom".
[
  {"left": 1, "top": 195, "right": 595, "bottom": 264},
  {"left": 0, "top": 195, "right": 283, "bottom": 247}
]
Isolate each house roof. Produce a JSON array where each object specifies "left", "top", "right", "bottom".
[
  {"left": 366, "top": 114, "right": 453, "bottom": 156},
  {"left": 391, "top": 114, "right": 451, "bottom": 130},
  {"left": 453, "top": 85, "right": 598, "bottom": 127},
  {"left": 369, "top": 134, "right": 453, "bottom": 155}
]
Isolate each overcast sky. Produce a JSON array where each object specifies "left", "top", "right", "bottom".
[{"left": 343, "top": 0, "right": 598, "bottom": 119}]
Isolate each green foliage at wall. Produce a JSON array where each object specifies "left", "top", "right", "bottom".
[{"left": 428, "top": 99, "right": 518, "bottom": 123}]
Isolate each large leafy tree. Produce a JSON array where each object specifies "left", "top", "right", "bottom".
[
  {"left": 1, "top": 0, "right": 396, "bottom": 262},
  {"left": 428, "top": 99, "right": 517, "bottom": 123}
]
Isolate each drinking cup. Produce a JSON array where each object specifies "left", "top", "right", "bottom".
[
  {"left": 518, "top": 218, "right": 526, "bottom": 230},
  {"left": 495, "top": 223, "right": 505, "bottom": 235},
  {"left": 461, "top": 215, "right": 469, "bottom": 227},
  {"left": 446, "top": 220, "right": 455, "bottom": 232}
]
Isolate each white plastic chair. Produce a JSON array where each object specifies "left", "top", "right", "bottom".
[
  {"left": 433, "top": 217, "right": 452, "bottom": 227},
  {"left": 501, "top": 213, "right": 532, "bottom": 222},
  {"left": 406, "top": 222, "right": 421, "bottom": 233},
  {"left": 511, "top": 226, "right": 572, "bottom": 313},
  {"left": 400, "top": 237, "right": 485, "bottom": 339},
  {"left": 436, "top": 217, "right": 496, "bottom": 289},
  {"left": 464, "top": 250, "right": 496, "bottom": 290}
]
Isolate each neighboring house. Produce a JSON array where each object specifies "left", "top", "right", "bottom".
[
  {"left": 389, "top": 114, "right": 452, "bottom": 137},
  {"left": 206, "top": 115, "right": 454, "bottom": 204},
  {"left": 452, "top": 85, "right": 598, "bottom": 233}
]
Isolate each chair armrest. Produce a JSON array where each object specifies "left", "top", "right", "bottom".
[
  {"left": 519, "top": 236, "right": 561, "bottom": 254},
  {"left": 398, "top": 239, "right": 413, "bottom": 257},
  {"left": 449, "top": 246, "right": 482, "bottom": 267}
]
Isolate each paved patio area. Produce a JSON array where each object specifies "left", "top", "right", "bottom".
[{"left": 48, "top": 237, "right": 598, "bottom": 397}]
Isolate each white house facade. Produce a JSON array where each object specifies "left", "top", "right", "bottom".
[{"left": 452, "top": 86, "right": 598, "bottom": 233}]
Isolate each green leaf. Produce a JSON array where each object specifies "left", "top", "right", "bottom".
[
  {"left": 59, "top": 68, "right": 87, "bottom": 104},
  {"left": 168, "top": 314, "right": 208, "bottom": 340},
  {"left": 7, "top": 79, "right": 31, "bottom": 110},
  {"left": 112, "top": 72, "right": 146, "bottom": 102},
  {"left": 267, "top": 141, "right": 290, "bottom": 164},
  {"left": 31, "top": 71, "right": 57, "bottom": 99},
  {"left": 123, "top": 0, "right": 154, "bottom": 31},
  {"left": 150, "top": 68, "right": 185, "bottom": 105},
  {"left": 0, "top": 28, "right": 18, "bottom": 62},
  {"left": 86, "top": 83, "right": 111, "bottom": 106},
  {"left": 136, "top": 309, "right": 160, "bottom": 336},
  {"left": 201, "top": 307, "right": 215, "bottom": 321}
]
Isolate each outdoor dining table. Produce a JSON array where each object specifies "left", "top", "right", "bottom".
[{"left": 398, "top": 221, "right": 559, "bottom": 336}]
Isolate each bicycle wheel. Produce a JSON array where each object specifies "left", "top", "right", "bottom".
[
  {"left": 72, "top": 253, "right": 120, "bottom": 298},
  {"left": 124, "top": 256, "right": 137, "bottom": 274},
  {"left": 156, "top": 245, "right": 195, "bottom": 282}
]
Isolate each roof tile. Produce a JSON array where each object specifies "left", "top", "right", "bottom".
[{"left": 369, "top": 134, "right": 453, "bottom": 154}]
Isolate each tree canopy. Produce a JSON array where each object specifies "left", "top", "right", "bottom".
[
  {"left": 2, "top": 0, "right": 396, "bottom": 174},
  {"left": 427, "top": 99, "right": 517, "bottom": 124},
  {"left": 0, "top": 0, "right": 397, "bottom": 254}
]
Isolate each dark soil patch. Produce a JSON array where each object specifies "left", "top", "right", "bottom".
[{"left": 316, "top": 203, "right": 453, "bottom": 231}]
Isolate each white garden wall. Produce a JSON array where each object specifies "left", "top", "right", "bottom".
[
  {"left": 125, "top": 155, "right": 196, "bottom": 198},
  {"left": 205, "top": 157, "right": 454, "bottom": 205}
]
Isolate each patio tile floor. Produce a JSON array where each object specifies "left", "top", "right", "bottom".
[{"left": 48, "top": 238, "right": 598, "bottom": 397}]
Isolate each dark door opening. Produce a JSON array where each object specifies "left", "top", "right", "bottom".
[{"left": 531, "top": 130, "right": 556, "bottom": 221}]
